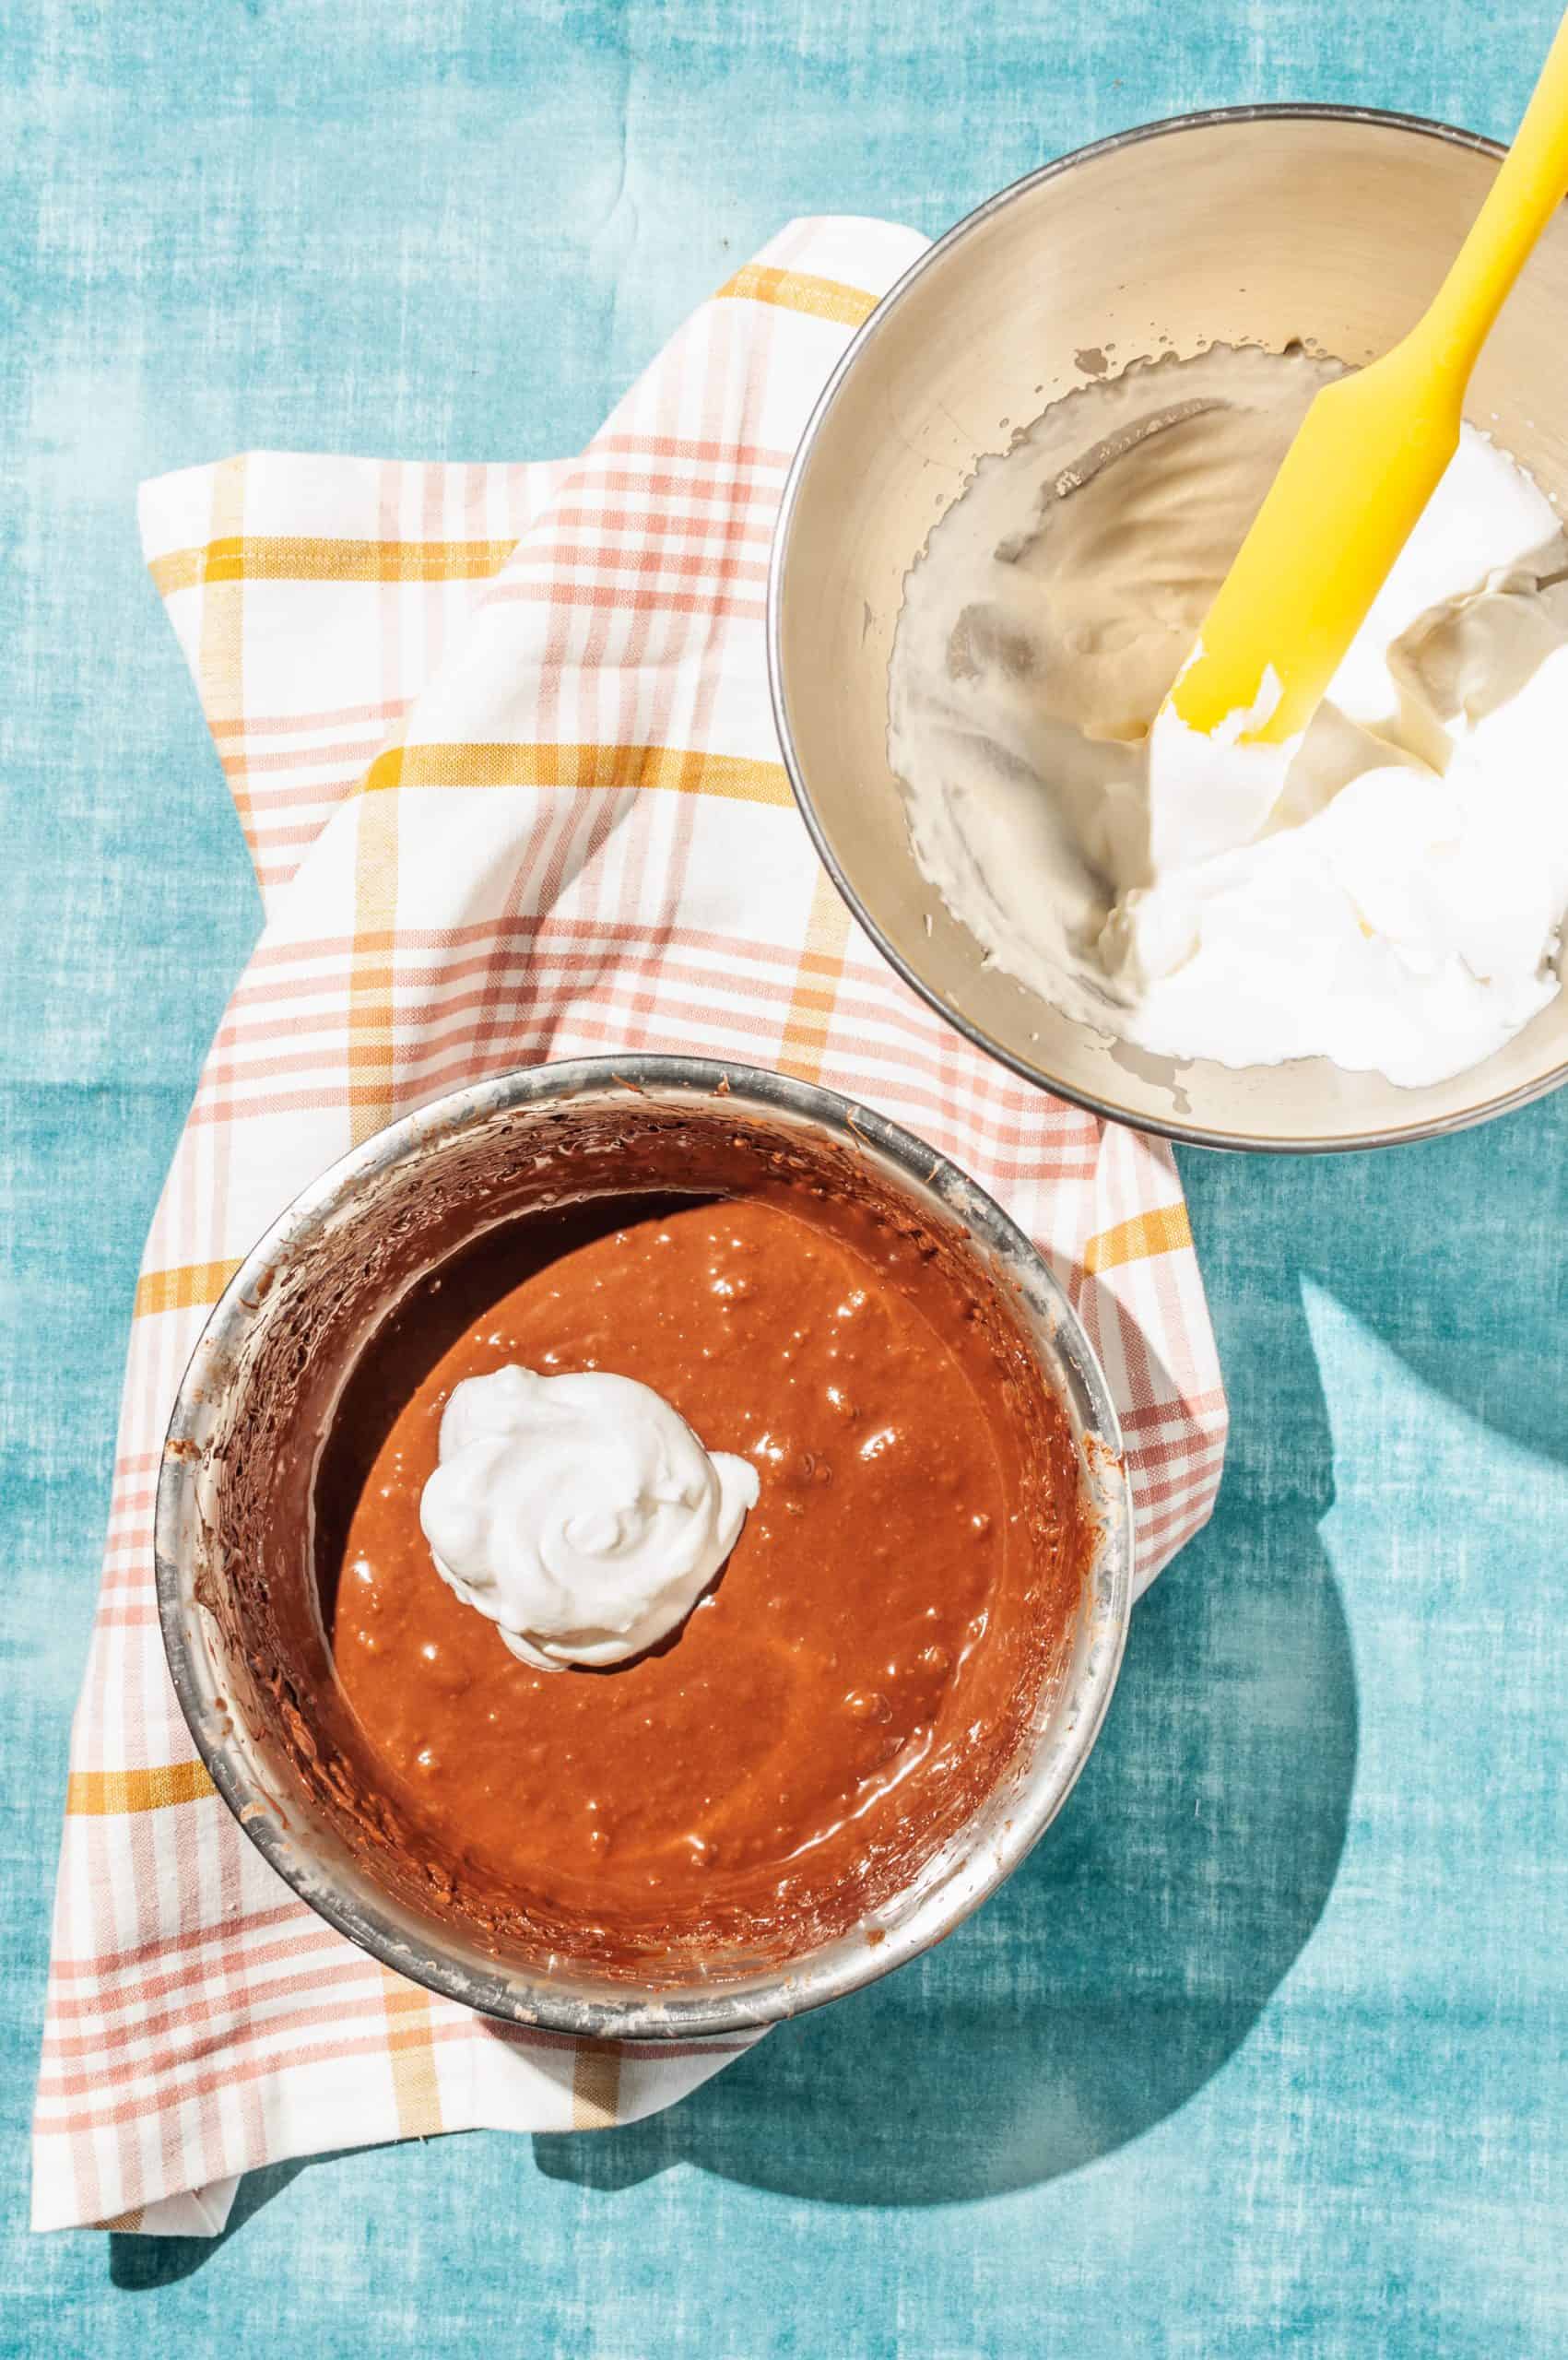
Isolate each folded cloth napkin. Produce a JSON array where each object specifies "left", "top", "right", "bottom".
[{"left": 33, "top": 218, "right": 1228, "bottom": 2236}]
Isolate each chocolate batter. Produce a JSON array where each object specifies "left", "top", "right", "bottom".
[{"left": 314, "top": 1179, "right": 1091, "bottom": 1976}]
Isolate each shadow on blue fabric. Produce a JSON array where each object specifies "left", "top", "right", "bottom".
[
  {"left": 109, "top": 2159, "right": 318, "bottom": 2289},
  {"left": 534, "top": 1466, "right": 1354, "bottom": 2202}
]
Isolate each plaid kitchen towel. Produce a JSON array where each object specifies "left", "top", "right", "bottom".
[{"left": 32, "top": 218, "right": 1228, "bottom": 2236}]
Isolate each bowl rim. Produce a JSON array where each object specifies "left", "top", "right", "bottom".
[
  {"left": 156, "top": 1053, "right": 1134, "bottom": 2040},
  {"left": 767, "top": 102, "right": 1568, "bottom": 1155}
]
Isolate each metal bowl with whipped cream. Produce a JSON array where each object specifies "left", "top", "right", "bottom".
[
  {"left": 155, "top": 1057, "right": 1132, "bottom": 2041},
  {"left": 769, "top": 107, "right": 1568, "bottom": 1151}
]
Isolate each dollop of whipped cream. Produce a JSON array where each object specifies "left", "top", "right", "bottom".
[
  {"left": 889, "top": 344, "right": 1568, "bottom": 1088},
  {"left": 419, "top": 1365, "right": 760, "bottom": 1670}
]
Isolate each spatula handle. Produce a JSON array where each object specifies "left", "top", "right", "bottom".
[{"left": 1421, "top": 7, "right": 1568, "bottom": 381}]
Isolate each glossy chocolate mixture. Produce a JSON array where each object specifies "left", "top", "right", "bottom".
[{"left": 312, "top": 1175, "right": 1091, "bottom": 1976}]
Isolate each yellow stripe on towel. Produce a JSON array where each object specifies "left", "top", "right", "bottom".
[
  {"left": 360, "top": 742, "right": 792, "bottom": 809},
  {"left": 150, "top": 537, "right": 516, "bottom": 596},
  {"left": 134, "top": 1259, "right": 242, "bottom": 1318},
  {"left": 67, "top": 1763, "right": 215, "bottom": 1816},
  {"left": 715, "top": 263, "right": 879, "bottom": 328},
  {"left": 1083, "top": 1204, "right": 1194, "bottom": 1275}
]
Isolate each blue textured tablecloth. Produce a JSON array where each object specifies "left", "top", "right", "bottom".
[{"left": 3, "top": 4, "right": 1564, "bottom": 2352}]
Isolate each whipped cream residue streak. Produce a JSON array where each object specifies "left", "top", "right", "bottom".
[
  {"left": 889, "top": 345, "right": 1568, "bottom": 1087},
  {"left": 419, "top": 1365, "right": 760, "bottom": 1670}
]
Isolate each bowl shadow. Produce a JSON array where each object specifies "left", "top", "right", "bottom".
[{"left": 107, "top": 2156, "right": 321, "bottom": 2288}]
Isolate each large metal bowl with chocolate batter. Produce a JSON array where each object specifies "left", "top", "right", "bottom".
[
  {"left": 770, "top": 107, "right": 1568, "bottom": 1151},
  {"left": 156, "top": 1057, "right": 1132, "bottom": 2041}
]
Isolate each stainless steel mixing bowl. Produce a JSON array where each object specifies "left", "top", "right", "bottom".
[
  {"left": 156, "top": 1057, "right": 1132, "bottom": 2040},
  {"left": 770, "top": 107, "right": 1568, "bottom": 1151}
]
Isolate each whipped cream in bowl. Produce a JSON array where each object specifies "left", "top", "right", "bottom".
[
  {"left": 888, "top": 344, "right": 1568, "bottom": 1093},
  {"left": 419, "top": 1363, "right": 760, "bottom": 1670}
]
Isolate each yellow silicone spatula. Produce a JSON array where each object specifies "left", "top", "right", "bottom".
[{"left": 1166, "top": 8, "right": 1568, "bottom": 754}]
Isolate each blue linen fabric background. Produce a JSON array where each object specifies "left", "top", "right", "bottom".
[{"left": 3, "top": 2, "right": 1565, "bottom": 2352}]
